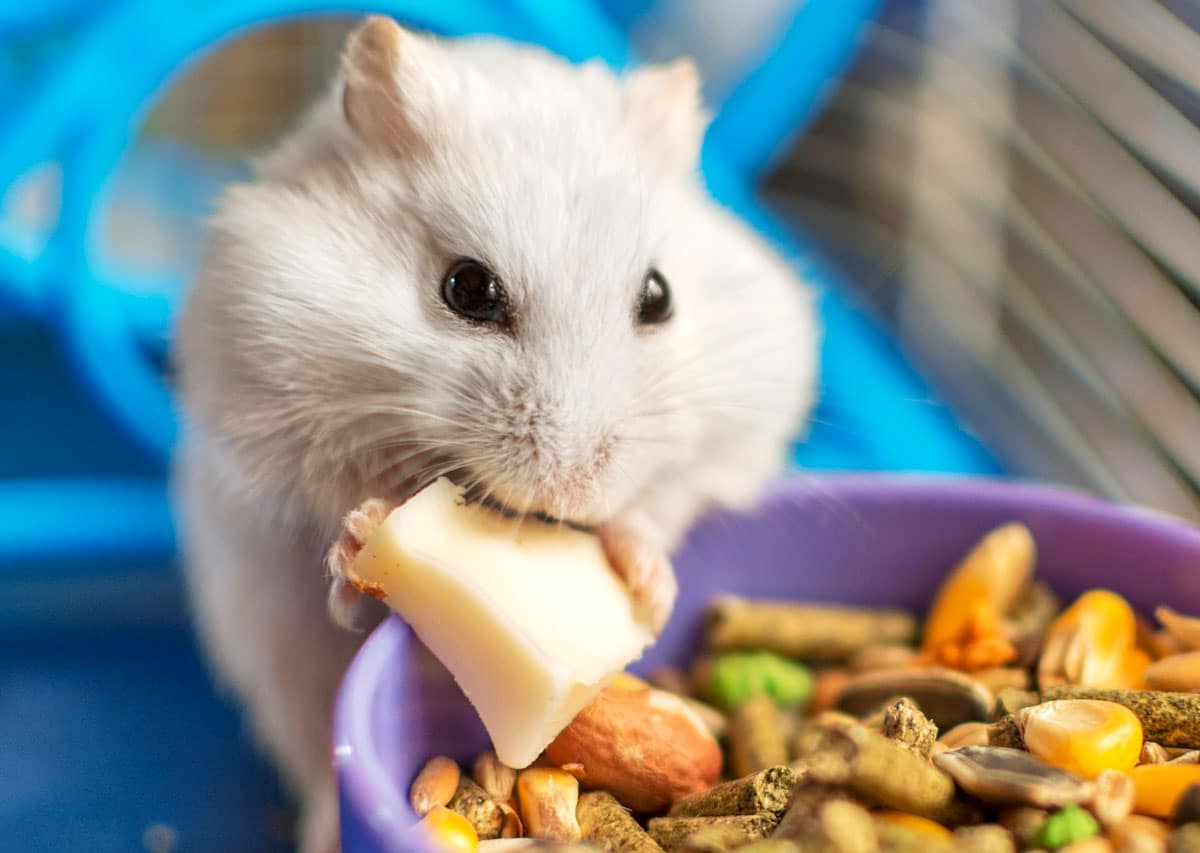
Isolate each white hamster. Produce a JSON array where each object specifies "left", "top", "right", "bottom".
[{"left": 173, "top": 16, "right": 817, "bottom": 853}]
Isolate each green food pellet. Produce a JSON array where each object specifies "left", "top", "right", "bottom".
[
  {"left": 1031, "top": 805, "right": 1100, "bottom": 850},
  {"left": 708, "top": 651, "right": 813, "bottom": 710}
]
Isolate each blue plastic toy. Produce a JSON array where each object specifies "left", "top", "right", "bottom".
[{"left": 0, "top": 0, "right": 997, "bottom": 576}]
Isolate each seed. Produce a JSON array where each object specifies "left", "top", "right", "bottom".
[
  {"left": 1129, "top": 765, "right": 1200, "bottom": 818},
  {"left": 939, "top": 722, "right": 991, "bottom": 750},
  {"left": 1107, "top": 815, "right": 1171, "bottom": 853},
  {"left": 418, "top": 805, "right": 478, "bottom": 853},
  {"left": 1090, "top": 770, "right": 1135, "bottom": 827},
  {"left": 1039, "top": 591, "right": 1141, "bottom": 689},
  {"left": 517, "top": 768, "right": 581, "bottom": 841},
  {"left": 1020, "top": 701, "right": 1144, "bottom": 779},
  {"left": 496, "top": 803, "right": 522, "bottom": 839},
  {"left": 834, "top": 666, "right": 993, "bottom": 731},
  {"left": 1156, "top": 607, "right": 1200, "bottom": 652},
  {"left": 953, "top": 824, "right": 1017, "bottom": 853},
  {"left": 472, "top": 752, "right": 517, "bottom": 805},
  {"left": 933, "top": 746, "right": 1095, "bottom": 808},
  {"left": 1145, "top": 653, "right": 1200, "bottom": 693},
  {"left": 411, "top": 756, "right": 462, "bottom": 817},
  {"left": 1142, "top": 743, "right": 1173, "bottom": 765},
  {"left": 998, "top": 806, "right": 1051, "bottom": 847}
]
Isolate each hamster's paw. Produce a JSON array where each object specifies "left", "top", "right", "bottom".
[
  {"left": 325, "top": 498, "right": 392, "bottom": 631},
  {"left": 598, "top": 522, "right": 678, "bottom": 635}
]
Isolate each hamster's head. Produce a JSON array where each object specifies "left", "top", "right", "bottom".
[{"left": 177, "top": 17, "right": 816, "bottom": 536}]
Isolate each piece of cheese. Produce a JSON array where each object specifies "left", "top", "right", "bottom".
[{"left": 346, "top": 478, "right": 655, "bottom": 768}]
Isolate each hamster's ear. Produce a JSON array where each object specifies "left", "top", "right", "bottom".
[
  {"left": 341, "top": 16, "right": 445, "bottom": 155},
  {"left": 624, "top": 58, "right": 708, "bottom": 173}
]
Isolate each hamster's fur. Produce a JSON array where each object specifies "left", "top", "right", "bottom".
[{"left": 173, "top": 17, "right": 817, "bottom": 852}]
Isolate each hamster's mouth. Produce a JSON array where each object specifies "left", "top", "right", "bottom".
[{"left": 458, "top": 480, "right": 593, "bottom": 533}]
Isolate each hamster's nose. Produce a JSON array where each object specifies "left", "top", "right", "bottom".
[{"left": 535, "top": 436, "right": 615, "bottom": 519}]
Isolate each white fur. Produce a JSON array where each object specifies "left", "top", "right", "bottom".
[{"left": 173, "top": 22, "right": 817, "bottom": 853}]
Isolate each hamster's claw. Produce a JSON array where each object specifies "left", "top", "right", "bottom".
[
  {"left": 598, "top": 523, "right": 678, "bottom": 635},
  {"left": 325, "top": 498, "right": 392, "bottom": 631}
]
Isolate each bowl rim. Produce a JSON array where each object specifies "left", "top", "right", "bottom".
[{"left": 332, "top": 472, "right": 1200, "bottom": 848}]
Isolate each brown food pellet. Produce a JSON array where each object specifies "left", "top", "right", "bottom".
[{"left": 668, "top": 766, "right": 796, "bottom": 819}]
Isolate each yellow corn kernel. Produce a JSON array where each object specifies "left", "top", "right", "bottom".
[
  {"left": 873, "top": 810, "right": 954, "bottom": 841},
  {"left": 1038, "top": 591, "right": 1139, "bottom": 689},
  {"left": 1129, "top": 764, "right": 1200, "bottom": 818},
  {"left": 922, "top": 523, "right": 1035, "bottom": 655},
  {"left": 1021, "top": 700, "right": 1143, "bottom": 779},
  {"left": 517, "top": 768, "right": 581, "bottom": 841},
  {"left": 419, "top": 805, "right": 479, "bottom": 853}
]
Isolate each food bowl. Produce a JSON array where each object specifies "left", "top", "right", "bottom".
[{"left": 333, "top": 475, "right": 1200, "bottom": 852}]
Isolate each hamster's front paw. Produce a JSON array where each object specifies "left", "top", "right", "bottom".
[
  {"left": 326, "top": 498, "right": 392, "bottom": 630},
  {"left": 598, "top": 522, "right": 678, "bottom": 635}
]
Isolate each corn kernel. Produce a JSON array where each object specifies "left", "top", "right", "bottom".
[
  {"left": 1129, "top": 764, "right": 1200, "bottom": 818},
  {"left": 1021, "top": 700, "right": 1143, "bottom": 779},
  {"left": 517, "top": 768, "right": 581, "bottom": 841},
  {"left": 922, "top": 523, "right": 1035, "bottom": 656},
  {"left": 419, "top": 805, "right": 479, "bottom": 853},
  {"left": 1039, "top": 591, "right": 1140, "bottom": 689},
  {"left": 873, "top": 810, "right": 954, "bottom": 841}
]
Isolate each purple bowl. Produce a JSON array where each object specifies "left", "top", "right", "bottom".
[{"left": 333, "top": 474, "right": 1200, "bottom": 851}]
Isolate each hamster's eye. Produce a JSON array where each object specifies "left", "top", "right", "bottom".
[
  {"left": 637, "top": 268, "right": 673, "bottom": 325},
  {"left": 442, "top": 259, "right": 509, "bottom": 326}
]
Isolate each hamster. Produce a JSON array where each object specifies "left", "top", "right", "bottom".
[{"left": 172, "top": 16, "right": 817, "bottom": 853}]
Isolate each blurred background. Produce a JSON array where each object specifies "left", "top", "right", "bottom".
[{"left": 2, "top": 0, "right": 1196, "bottom": 850}]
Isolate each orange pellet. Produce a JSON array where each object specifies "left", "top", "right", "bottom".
[
  {"left": 1020, "top": 700, "right": 1143, "bottom": 779},
  {"left": 922, "top": 523, "right": 1035, "bottom": 658},
  {"left": 873, "top": 810, "right": 954, "bottom": 841},
  {"left": 1129, "top": 764, "right": 1200, "bottom": 818},
  {"left": 926, "top": 598, "right": 1018, "bottom": 672}
]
